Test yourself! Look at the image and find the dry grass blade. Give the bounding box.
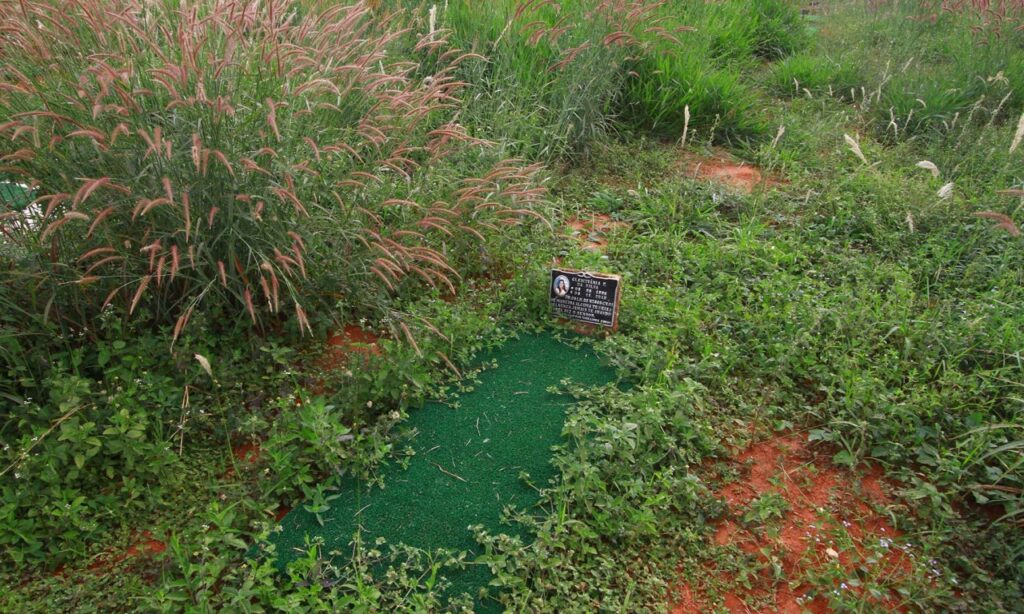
[679,105,690,148]
[435,351,462,379]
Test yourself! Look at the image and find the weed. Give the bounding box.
[743,492,790,525]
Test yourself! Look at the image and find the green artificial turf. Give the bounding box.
[270,332,616,608]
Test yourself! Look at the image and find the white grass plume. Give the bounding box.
[916,160,940,178]
[1011,111,1024,154]
[844,133,868,165]
[679,105,691,148]
[194,354,213,378]
[770,125,785,149]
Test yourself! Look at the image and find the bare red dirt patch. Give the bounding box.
[309,324,382,385]
[223,440,262,479]
[326,324,381,358]
[671,432,915,613]
[565,212,629,252]
[232,440,262,464]
[83,530,166,575]
[675,149,783,194]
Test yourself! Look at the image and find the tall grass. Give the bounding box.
[822,0,1024,139]
[388,0,808,155]
[767,53,862,100]
[0,0,545,341]
[621,1,807,140]
[437,0,659,157]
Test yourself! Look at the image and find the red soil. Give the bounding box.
[676,150,784,194]
[671,433,913,613]
[328,324,381,349]
[565,213,629,252]
[232,440,261,464]
[326,324,381,357]
[223,439,264,480]
[222,440,291,521]
[310,324,382,386]
[83,530,166,575]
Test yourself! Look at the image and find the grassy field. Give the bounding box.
[1,0,1023,611]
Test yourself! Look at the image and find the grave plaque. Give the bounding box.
[550,269,621,328]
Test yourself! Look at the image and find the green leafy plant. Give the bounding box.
[742,492,789,525]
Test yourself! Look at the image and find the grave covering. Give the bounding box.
[269,332,615,608]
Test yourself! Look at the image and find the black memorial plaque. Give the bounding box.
[550,269,622,328]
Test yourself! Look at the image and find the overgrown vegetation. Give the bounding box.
[2,0,1023,611]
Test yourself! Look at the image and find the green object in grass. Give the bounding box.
[269,332,615,609]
